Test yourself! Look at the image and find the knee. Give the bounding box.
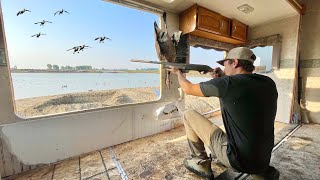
[183,110,199,124]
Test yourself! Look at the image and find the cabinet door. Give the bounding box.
[219,16,230,37]
[197,6,225,35]
[231,19,247,41]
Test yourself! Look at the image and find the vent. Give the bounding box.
[237,4,254,14]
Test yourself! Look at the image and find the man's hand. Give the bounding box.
[167,66,182,75]
[209,67,224,78]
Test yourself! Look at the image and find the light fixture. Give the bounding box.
[237,4,254,14]
[161,0,175,3]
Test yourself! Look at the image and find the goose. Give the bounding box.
[79,45,91,51]
[67,46,80,54]
[94,36,111,43]
[17,9,31,16]
[31,33,46,38]
[54,9,70,16]
[35,20,52,26]
[154,12,176,88]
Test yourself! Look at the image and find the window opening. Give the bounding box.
[2,0,160,118]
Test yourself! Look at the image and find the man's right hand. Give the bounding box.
[209,67,224,78]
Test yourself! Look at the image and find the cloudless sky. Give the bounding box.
[2,0,225,69]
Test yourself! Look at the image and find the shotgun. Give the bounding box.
[130,59,216,74]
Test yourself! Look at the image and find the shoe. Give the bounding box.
[252,166,280,180]
[265,166,280,180]
[184,157,214,179]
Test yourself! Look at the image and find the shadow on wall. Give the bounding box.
[300,87,320,123]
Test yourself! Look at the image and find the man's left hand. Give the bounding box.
[167,66,182,75]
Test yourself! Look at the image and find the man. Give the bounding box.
[168,47,279,179]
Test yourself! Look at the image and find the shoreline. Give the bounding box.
[15,87,219,118]
[11,69,211,77]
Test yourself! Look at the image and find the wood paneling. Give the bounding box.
[179,4,246,45]
[197,6,223,35]
[179,4,197,33]
[190,30,244,45]
[231,19,248,42]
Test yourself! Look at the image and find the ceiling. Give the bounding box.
[135,0,298,27]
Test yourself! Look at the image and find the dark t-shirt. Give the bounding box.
[200,74,278,174]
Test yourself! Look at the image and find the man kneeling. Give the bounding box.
[168,47,280,180]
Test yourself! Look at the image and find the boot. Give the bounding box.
[251,166,280,180]
[184,157,214,179]
[264,166,280,180]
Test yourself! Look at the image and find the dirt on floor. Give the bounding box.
[270,124,320,180]
[112,126,228,179]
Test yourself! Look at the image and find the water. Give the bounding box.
[11,73,211,99]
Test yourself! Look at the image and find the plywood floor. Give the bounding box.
[4,119,298,180]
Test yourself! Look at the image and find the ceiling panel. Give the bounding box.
[139,0,298,26]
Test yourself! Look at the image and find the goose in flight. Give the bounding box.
[67,46,80,54]
[35,20,52,26]
[79,45,91,51]
[54,9,70,16]
[17,9,31,16]
[31,33,46,38]
[94,36,111,43]
[67,45,91,54]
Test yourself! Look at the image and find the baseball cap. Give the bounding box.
[217,47,256,66]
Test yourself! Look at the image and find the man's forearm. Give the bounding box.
[176,71,192,93]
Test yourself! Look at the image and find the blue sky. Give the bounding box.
[2,0,225,69]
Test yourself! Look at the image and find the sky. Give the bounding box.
[2,0,228,70]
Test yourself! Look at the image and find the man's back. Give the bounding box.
[200,73,278,173]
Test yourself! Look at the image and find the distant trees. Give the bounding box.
[52,65,59,70]
[75,65,92,70]
[45,64,94,71]
[47,64,52,70]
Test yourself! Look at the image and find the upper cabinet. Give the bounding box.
[231,19,248,41]
[179,4,248,45]
[197,6,230,36]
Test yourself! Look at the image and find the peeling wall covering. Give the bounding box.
[248,15,300,123]
[299,0,320,123]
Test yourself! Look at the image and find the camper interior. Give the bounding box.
[0,0,319,179]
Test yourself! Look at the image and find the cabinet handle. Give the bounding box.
[219,21,224,30]
[233,25,237,33]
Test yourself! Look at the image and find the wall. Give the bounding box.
[248,15,300,123]
[299,0,320,123]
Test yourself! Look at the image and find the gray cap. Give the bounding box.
[217,47,256,66]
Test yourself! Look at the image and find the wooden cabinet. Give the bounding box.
[231,19,248,41]
[179,4,247,45]
[197,6,230,36]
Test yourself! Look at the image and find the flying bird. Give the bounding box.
[154,12,176,88]
[35,20,52,26]
[67,46,80,54]
[79,45,91,51]
[94,36,111,43]
[67,45,91,54]
[17,9,31,16]
[31,33,46,38]
[54,9,70,16]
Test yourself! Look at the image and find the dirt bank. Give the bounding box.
[15,87,220,118]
